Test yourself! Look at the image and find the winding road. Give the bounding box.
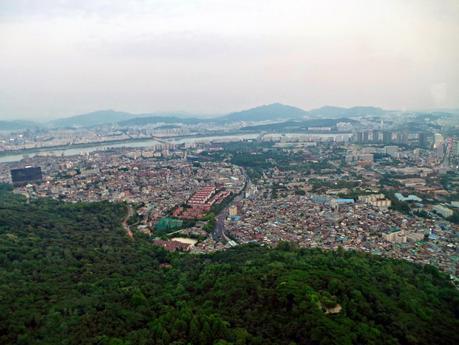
[212,167,250,243]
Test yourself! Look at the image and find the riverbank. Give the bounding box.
[0,131,260,163]
[0,136,159,158]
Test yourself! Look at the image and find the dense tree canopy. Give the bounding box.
[0,187,458,344]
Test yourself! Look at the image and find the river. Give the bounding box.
[0,133,262,164]
[0,139,163,163]
[0,132,350,163]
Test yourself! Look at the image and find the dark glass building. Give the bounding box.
[10,167,43,186]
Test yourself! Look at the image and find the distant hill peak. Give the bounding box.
[219,103,307,122]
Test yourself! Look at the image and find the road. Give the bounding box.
[213,209,229,242]
[212,167,250,243]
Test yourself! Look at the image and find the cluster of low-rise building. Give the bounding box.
[173,186,232,219]
[4,149,245,241]
[225,191,457,275]
[1,135,458,274]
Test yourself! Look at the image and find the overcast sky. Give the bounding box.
[1,0,458,120]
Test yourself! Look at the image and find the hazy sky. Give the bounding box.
[1,0,458,120]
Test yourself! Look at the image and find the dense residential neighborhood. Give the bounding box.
[2,111,458,276]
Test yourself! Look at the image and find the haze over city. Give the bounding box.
[1,0,459,120]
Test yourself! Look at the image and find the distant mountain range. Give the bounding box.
[0,120,40,131]
[48,110,134,128]
[307,106,386,118]
[0,103,410,130]
[47,110,204,128]
[118,115,204,127]
[240,117,359,132]
[45,104,389,128]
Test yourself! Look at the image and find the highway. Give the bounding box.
[212,167,250,243]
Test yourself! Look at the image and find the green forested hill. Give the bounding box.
[0,186,458,345]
